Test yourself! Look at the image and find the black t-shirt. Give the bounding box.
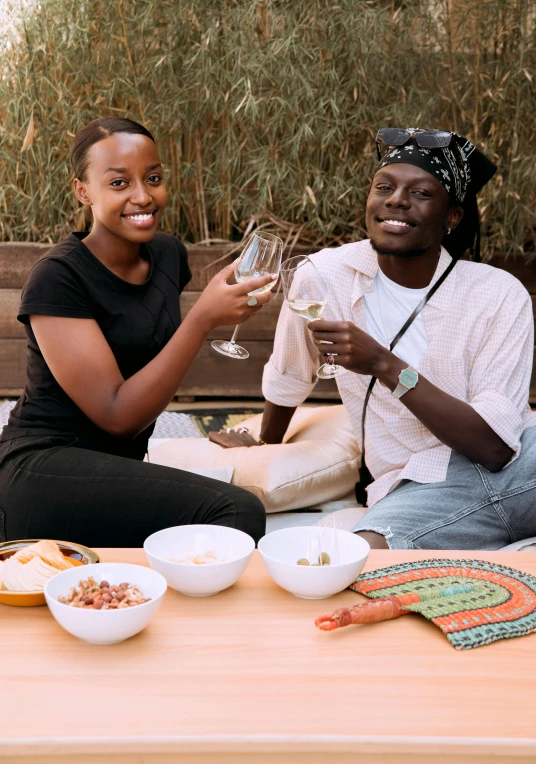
[1,231,192,459]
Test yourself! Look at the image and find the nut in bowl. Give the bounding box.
[144,525,255,597]
[258,527,370,600]
[44,563,167,644]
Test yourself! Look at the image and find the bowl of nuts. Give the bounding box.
[258,526,369,600]
[44,563,167,644]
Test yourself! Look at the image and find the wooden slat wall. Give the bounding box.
[0,243,52,288]
[0,289,285,341]
[0,336,339,399]
[0,289,22,337]
[1,244,535,401]
[0,339,27,393]
[0,243,335,400]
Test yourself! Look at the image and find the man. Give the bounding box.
[211,128,536,550]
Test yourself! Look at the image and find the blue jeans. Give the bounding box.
[352,425,536,550]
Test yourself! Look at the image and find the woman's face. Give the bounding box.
[74,132,167,243]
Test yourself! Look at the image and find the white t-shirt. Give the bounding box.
[363,267,429,370]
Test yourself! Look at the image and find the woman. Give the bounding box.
[0,117,274,546]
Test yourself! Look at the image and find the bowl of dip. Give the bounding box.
[144,525,255,597]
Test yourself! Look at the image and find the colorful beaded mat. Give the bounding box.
[350,559,536,650]
[190,409,260,437]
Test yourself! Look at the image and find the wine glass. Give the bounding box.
[211,232,283,360]
[280,255,342,379]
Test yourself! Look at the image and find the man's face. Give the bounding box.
[366,162,452,257]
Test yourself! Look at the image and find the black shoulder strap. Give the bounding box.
[355,256,457,506]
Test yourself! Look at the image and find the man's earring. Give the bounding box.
[446,228,452,235]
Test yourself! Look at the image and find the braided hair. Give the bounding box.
[443,193,481,262]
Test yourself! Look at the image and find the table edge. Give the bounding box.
[3,735,536,757]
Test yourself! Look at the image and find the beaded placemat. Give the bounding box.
[350,558,536,650]
[189,409,260,437]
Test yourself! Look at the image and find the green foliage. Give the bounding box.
[1,0,535,256]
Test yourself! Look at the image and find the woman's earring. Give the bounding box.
[446,228,452,235]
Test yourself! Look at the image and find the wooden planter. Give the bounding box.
[1,243,535,402]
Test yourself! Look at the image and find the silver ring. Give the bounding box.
[238,427,249,434]
[247,296,258,306]
[226,428,232,434]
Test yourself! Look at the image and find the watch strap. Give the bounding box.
[392,382,408,399]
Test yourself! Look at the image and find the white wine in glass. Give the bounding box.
[211,232,283,360]
[235,274,279,295]
[280,255,342,379]
[286,298,326,320]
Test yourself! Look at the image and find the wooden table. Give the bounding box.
[2,549,536,764]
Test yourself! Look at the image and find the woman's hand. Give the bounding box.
[308,320,391,377]
[188,261,277,334]
[208,402,296,449]
[208,429,262,448]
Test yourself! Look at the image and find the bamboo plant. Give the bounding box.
[0,0,535,258]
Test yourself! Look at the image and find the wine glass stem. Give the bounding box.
[229,325,241,345]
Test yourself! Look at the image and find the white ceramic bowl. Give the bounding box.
[258,526,370,599]
[44,563,167,645]
[144,525,255,597]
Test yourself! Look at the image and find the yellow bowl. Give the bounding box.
[0,539,100,607]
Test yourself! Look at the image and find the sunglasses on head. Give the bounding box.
[375,128,453,160]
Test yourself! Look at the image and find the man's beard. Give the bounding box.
[370,238,431,259]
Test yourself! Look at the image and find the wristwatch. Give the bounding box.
[392,366,419,399]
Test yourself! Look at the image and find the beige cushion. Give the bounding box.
[148,405,361,513]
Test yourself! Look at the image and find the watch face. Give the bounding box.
[400,368,418,388]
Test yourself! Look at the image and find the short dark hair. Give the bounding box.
[70,117,155,181]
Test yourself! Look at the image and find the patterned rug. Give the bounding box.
[189,409,260,437]
[0,400,260,440]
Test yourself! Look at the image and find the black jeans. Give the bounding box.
[0,435,266,547]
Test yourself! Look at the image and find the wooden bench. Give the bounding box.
[0,243,339,400]
[1,243,535,401]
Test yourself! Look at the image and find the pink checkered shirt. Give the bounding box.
[263,240,536,506]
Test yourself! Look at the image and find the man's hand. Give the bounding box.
[309,320,513,472]
[308,320,391,377]
[208,430,262,448]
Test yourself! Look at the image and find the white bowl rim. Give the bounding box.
[44,563,167,613]
[257,528,370,570]
[143,525,255,567]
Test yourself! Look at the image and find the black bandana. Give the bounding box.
[376,133,496,205]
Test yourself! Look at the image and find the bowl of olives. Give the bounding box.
[257,526,370,600]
